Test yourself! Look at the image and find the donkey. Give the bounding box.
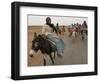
[29,32,57,66]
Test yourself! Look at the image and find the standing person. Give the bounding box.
[62,26,66,35]
[83,21,88,35]
[56,23,59,35]
[56,23,59,30]
[42,17,65,57]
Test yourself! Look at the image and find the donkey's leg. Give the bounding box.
[53,52,56,59]
[50,54,54,64]
[43,58,46,66]
[43,55,46,66]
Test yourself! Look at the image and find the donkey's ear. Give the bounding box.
[34,32,37,38]
[38,34,41,37]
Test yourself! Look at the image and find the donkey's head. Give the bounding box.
[29,32,44,57]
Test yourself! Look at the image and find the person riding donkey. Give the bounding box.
[42,17,65,57]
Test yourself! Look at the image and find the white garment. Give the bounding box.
[42,24,58,38]
[72,32,76,37]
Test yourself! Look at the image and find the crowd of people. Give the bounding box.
[68,21,88,40]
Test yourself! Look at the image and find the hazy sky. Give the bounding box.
[28,15,88,26]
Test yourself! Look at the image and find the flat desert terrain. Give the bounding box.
[28,26,88,66]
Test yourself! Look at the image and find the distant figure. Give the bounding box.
[62,26,66,35]
[83,21,88,28]
[34,32,37,38]
[56,23,60,35]
[56,23,59,30]
[83,21,88,35]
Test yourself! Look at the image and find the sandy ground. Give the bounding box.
[28,26,87,66]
